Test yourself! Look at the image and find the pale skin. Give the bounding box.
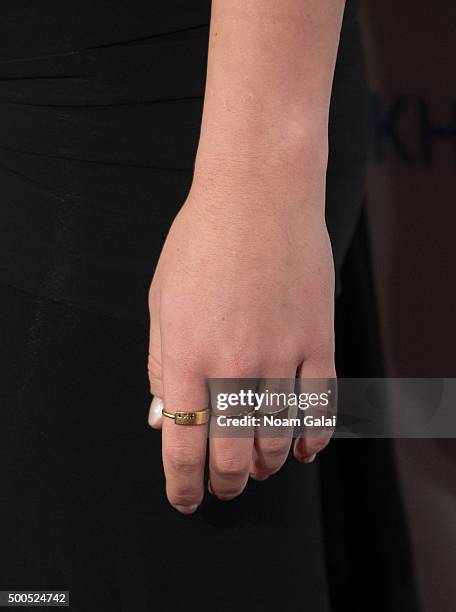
[148,0,345,513]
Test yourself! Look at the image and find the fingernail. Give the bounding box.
[303,453,317,464]
[148,396,163,427]
[208,480,213,494]
[174,504,198,514]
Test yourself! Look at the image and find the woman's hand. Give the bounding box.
[147,166,335,513]
[147,0,345,513]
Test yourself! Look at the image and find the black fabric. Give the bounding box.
[0,280,330,611]
[0,0,367,323]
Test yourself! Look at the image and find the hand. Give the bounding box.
[147,171,335,514]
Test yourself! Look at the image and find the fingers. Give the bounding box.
[149,280,335,513]
[161,361,208,514]
[208,379,255,500]
[250,377,295,480]
[250,436,292,480]
[149,290,207,512]
[293,358,336,463]
[209,436,254,500]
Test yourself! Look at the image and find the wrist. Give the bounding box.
[194,116,329,174]
[189,140,328,222]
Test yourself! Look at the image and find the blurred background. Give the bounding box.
[320,3,455,611]
[362,2,455,610]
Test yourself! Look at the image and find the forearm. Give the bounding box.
[193,0,346,202]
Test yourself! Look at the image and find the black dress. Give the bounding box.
[0,2,392,611]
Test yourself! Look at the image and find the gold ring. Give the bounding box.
[256,404,291,417]
[161,408,210,426]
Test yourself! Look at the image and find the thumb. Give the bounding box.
[148,285,164,429]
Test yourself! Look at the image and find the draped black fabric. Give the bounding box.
[0,280,330,611]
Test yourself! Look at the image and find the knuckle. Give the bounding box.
[224,361,258,379]
[166,445,203,473]
[212,455,250,480]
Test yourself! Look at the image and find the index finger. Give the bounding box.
[162,361,208,514]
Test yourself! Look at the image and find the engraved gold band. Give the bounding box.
[161,408,210,426]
